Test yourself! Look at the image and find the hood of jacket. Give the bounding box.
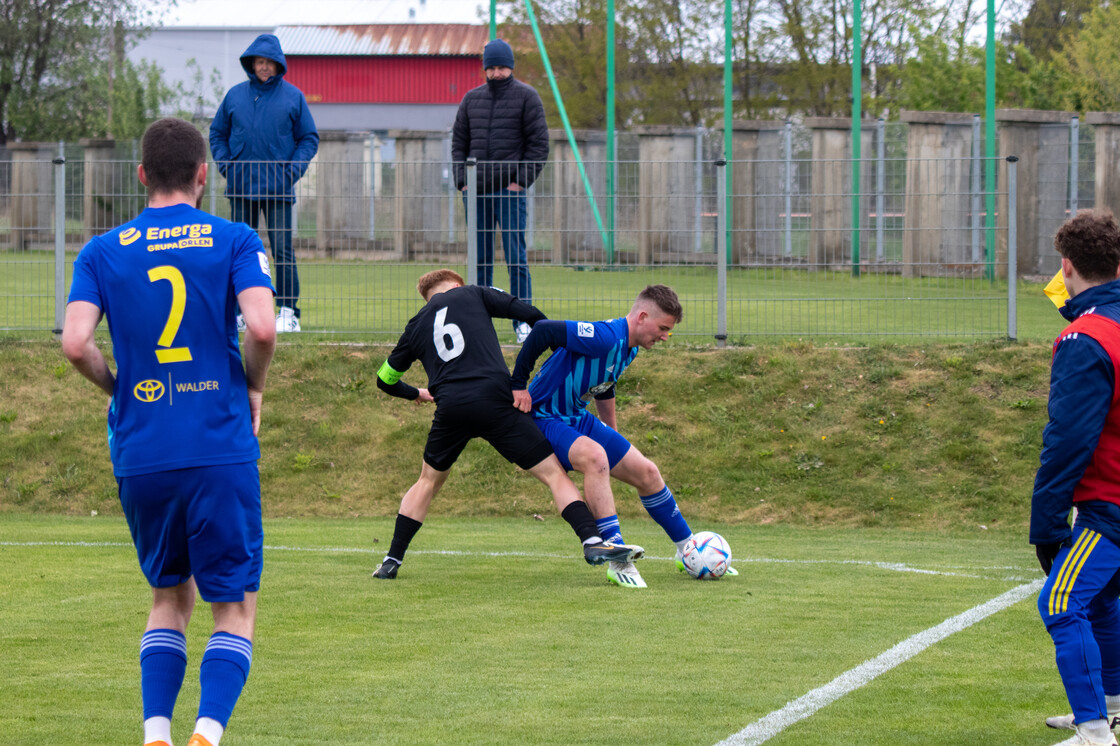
[1060,277,1120,323]
[240,34,287,79]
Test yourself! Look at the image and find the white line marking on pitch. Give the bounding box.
[712,579,1044,746]
[0,542,1033,580]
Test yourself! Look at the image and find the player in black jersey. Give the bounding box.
[372,269,643,579]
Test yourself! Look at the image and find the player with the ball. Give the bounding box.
[512,285,734,587]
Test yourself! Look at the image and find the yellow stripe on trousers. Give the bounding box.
[1049,530,1101,616]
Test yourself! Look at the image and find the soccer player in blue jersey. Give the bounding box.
[512,285,734,588]
[62,118,277,746]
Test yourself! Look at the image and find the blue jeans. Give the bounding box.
[230,198,299,317]
[464,189,532,303]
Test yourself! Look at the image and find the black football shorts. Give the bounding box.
[423,396,555,472]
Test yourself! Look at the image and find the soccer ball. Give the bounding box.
[681,531,732,580]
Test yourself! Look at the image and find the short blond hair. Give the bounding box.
[417,269,466,300]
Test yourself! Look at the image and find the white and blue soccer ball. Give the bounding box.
[681,531,732,580]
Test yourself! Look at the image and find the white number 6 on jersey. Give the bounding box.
[433,307,465,361]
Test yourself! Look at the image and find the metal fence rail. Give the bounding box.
[0,140,1018,342]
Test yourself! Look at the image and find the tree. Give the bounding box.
[499,0,630,129]
[1051,0,1120,112]
[0,0,169,144]
[496,0,1062,125]
[1007,0,1098,62]
[173,57,224,124]
[499,0,730,128]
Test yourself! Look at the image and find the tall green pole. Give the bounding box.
[606,0,616,262]
[522,0,609,250]
[489,0,497,39]
[850,0,862,278]
[985,0,996,281]
[723,0,732,262]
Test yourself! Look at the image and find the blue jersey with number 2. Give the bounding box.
[528,317,638,425]
[68,203,274,477]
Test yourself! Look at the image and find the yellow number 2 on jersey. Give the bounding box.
[147,265,194,364]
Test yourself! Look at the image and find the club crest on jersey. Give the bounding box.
[258,251,271,277]
[577,322,594,338]
[119,227,141,246]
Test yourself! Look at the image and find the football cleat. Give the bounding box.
[186,736,215,746]
[607,561,648,588]
[276,307,301,333]
[584,541,644,566]
[371,557,400,579]
[1048,714,1120,732]
[144,741,173,746]
[674,549,738,576]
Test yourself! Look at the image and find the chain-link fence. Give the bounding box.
[0,121,1031,342]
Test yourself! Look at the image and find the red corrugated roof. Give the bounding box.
[275,24,489,56]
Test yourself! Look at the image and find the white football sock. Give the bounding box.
[1081,719,1112,741]
[194,717,224,745]
[144,716,172,745]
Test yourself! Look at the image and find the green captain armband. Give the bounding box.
[377,361,406,386]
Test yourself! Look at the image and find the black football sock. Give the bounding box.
[561,501,601,544]
[387,513,423,562]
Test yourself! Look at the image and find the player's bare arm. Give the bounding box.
[61,300,115,396]
[594,397,617,430]
[237,286,277,436]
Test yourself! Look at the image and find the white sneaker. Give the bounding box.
[276,307,301,333]
[515,321,531,344]
[1049,714,1120,732]
[1046,714,1076,731]
[1063,723,1120,745]
[235,314,246,333]
[606,561,647,588]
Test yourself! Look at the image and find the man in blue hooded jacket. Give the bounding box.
[210,33,318,333]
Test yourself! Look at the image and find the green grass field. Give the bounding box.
[0,250,1060,343]
[0,308,1083,745]
[1,514,1068,746]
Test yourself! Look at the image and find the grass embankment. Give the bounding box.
[0,336,1055,532]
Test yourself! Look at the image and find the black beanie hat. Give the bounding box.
[483,38,515,69]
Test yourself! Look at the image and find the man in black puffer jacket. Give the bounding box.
[452,38,549,344]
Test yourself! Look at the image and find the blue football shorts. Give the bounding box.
[535,412,632,472]
[118,462,263,603]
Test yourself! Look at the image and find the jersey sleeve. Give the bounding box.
[562,319,622,356]
[478,285,547,325]
[385,321,420,377]
[230,224,276,296]
[67,240,103,308]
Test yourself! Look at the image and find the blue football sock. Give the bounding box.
[197,632,253,728]
[595,515,623,545]
[140,629,188,721]
[640,486,692,543]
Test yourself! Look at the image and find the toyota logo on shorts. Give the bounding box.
[133,379,165,402]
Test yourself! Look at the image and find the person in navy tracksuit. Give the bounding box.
[1034,209,1120,746]
[210,33,318,332]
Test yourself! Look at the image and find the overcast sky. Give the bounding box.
[149,0,495,27]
